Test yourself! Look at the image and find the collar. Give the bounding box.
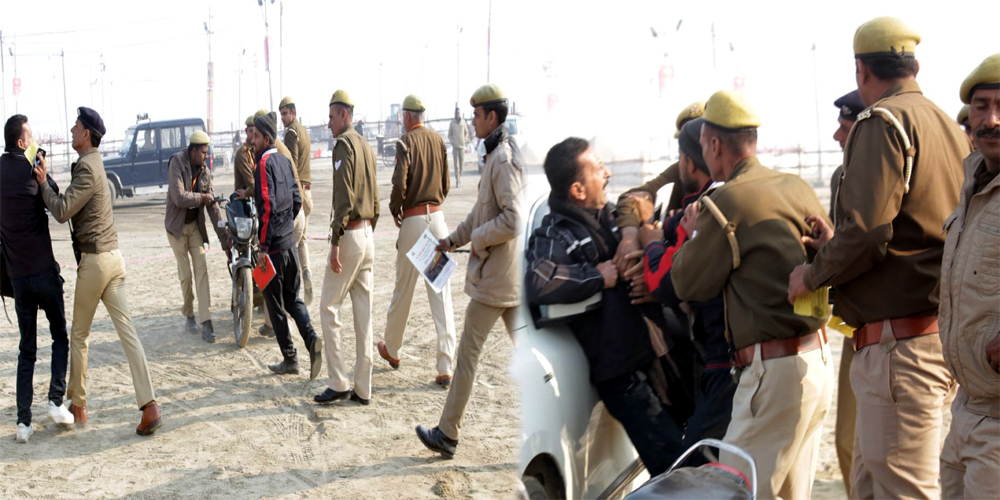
[680,179,715,207]
[483,125,508,156]
[879,79,922,100]
[727,156,759,182]
[407,123,424,132]
[78,147,100,159]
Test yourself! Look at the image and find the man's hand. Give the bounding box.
[638,223,663,248]
[256,250,268,269]
[32,153,47,185]
[987,332,1000,373]
[629,192,655,225]
[201,193,214,205]
[393,212,403,228]
[596,260,618,289]
[435,237,452,252]
[329,244,342,274]
[622,250,656,304]
[787,263,813,305]
[235,188,246,199]
[680,202,700,237]
[614,226,641,275]
[802,215,834,250]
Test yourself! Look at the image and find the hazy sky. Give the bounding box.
[2,0,996,159]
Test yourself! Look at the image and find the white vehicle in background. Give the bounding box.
[513,181,645,499]
[477,115,525,172]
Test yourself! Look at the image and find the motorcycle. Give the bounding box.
[215,193,258,348]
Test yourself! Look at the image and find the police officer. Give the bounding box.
[279,96,315,304]
[957,104,974,145]
[939,53,1000,500]
[314,90,380,406]
[235,114,257,199]
[34,107,161,435]
[447,107,470,187]
[377,94,457,387]
[787,17,970,499]
[671,91,833,499]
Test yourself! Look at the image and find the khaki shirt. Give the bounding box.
[39,147,118,254]
[615,162,685,228]
[804,80,970,327]
[671,157,828,350]
[283,118,312,184]
[234,143,255,197]
[939,151,1000,417]
[390,124,450,218]
[448,118,469,149]
[164,150,226,246]
[329,128,379,245]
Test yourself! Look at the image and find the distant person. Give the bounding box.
[34,107,161,436]
[447,107,470,187]
[355,120,365,137]
[378,94,457,388]
[280,97,315,305]
[957,104,975,146]
[235,114,257,199]
[139,129,155,152]
[1,114,75,443]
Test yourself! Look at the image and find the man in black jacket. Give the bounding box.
[252,111,322,379]
[525,137,685,476]
[1,114,75,442]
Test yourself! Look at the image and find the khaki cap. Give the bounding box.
[674,101,706,138]
[329,89,354,109]
[703,90,760,130]
[853,17,920,58]
[402,94,425,112]
[278,96,295,109]
[189,130,210,145]
[960,53,1000,104]
[245,114,255,127]
[470,83,506,107]
[957,104,970,125]
[253,108,270,120]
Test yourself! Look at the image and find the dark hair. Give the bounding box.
[857,55,918,80]
[704,122,757,153]
[187,143,207,156]
[89,129,102,147]
[544,137,589,199]
[482,101,508,125]
[4,114,28,148]
[282,103,296,113]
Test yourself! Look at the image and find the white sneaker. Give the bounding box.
[15,423,33,443]
[48,401,75,425]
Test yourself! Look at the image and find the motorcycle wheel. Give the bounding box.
[234,267,253,348]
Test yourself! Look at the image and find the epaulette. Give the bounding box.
[854,107,916,194]
[699,196,740,270]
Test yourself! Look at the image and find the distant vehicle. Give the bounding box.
[103,118,211,206]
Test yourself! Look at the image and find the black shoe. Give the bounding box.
[350,390,370,406]
[415,425,457,459]
[268,359,299,375]
[259,324,275,338]
[313,388,351,404]
[308,338,323,380]
[185,316,198,333]
[201,320,216,343]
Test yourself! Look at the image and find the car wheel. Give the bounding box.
[521,476,553,500]
[108,180,118,207]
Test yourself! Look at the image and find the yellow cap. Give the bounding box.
[278,96,295,109]
[674,101,706,138]
[957,104,970,125]
[253,108,270,120]
[189,130,210,146]
[853,17,920,58]
[402,94,425,112]
[703,90,760,130]
[329,89,354,109]
[245,115,255,127]
[470,83,506,107]
[960,53,1000,104]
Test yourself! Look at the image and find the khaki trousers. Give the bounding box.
[721,338,834,500]
[940,388,1000,500]
[266,210,307,328]
[384,211,456,376]
[167,222,211,323]
[67,250,155,409]
[850,329,955,500]
[836,335,858,498]
[319,224,375,399]
[297,189,312,275]
[438,300,517,440]
[452,149,464,186]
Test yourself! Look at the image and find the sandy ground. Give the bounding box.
[0,162,519,499]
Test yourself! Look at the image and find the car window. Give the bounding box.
[136,128,158,153]
[507,119,518,136]
[121,127,136,155]
[183,125,205,145]
[160,127,183,150]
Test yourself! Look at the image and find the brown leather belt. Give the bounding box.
[853,315,938,351]
[302,182,311,190]
[344,218,371,230]
[402,203,442,220]
[736,330,826,367]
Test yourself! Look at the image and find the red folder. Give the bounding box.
[252,254,276,290]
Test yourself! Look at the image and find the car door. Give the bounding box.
[133,127,161,186]
[157,125,184,185]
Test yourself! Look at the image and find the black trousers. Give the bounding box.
[11,265,69,425]
[596,368,685,477]
[680,366,737,466]
[262,248,318,361]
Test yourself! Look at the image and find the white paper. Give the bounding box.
[406,228,457,293]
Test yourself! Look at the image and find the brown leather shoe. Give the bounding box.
[136,402,162,436]
[377,340,400,369]
[435,375,452,388]
[69,404,87,427]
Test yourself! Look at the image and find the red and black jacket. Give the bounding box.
[253,146,301,254]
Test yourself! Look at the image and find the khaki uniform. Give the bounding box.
[385,124,456,376]
[803,80,969,499]
[438,126,523,440]
[284,119,313,278]
[164,150,226,324]
[447,118,469,185]
[234,142,256,197]
[615,161,685,228]
[939,151,1000,500]
[671,156,833,500]
[39,148,155,409]
[319,128,380,400]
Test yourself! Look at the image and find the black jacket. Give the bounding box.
[0,149,59,278]
[253,145,301,254]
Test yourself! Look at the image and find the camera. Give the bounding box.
[35,148,47,167]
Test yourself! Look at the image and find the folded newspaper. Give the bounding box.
[406,228,457,293]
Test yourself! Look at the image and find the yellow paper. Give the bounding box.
[794,287,829,319]
[24,140,39,166]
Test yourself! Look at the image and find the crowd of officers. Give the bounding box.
[527,16,998,500]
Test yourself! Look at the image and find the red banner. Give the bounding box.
[12,77,21,97]
[264,36,270,72]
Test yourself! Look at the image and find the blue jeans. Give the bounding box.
[12,264,69,425]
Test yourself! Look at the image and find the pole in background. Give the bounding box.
[1,30,6,122]
[238,47,245,127]
[486,0,492,83]
[711,23,717,72]
[260,0,274,110]
[456,25,462,104]
[60,50,68,144]
[205,9,214,135]
[279,0,283,99]
[12,35,18,114]
[811,43,823,186]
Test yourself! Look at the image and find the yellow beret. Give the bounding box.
[960,53,1000,104]
[245,115,255,127]
[703,90,760,130]
[189,130,210,146]
[674,101,706,139]
[402,94,425,112]
[329,89,354,109]
[253,108,270,120]
[278,96,294,109]
[957,104,970,125]
[470,83,506,107]
[853,17,920,58]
